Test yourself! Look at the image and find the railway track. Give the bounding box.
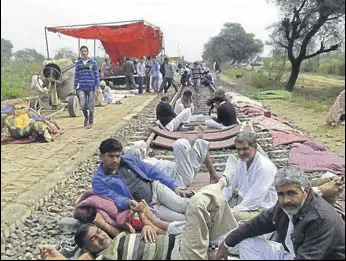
[1,80,326,260]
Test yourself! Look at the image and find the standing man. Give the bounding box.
[145,56,152,93]
[136,57,146,95]
[151,56,161,93]
[123,57,136,90]
[159,57,178,93]
[74,46,99,128]
[191,61,203,93]
[214,60,221,81]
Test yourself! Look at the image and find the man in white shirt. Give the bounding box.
[221,132,277,221]
[136,57,146,94]
[180,132,278,260]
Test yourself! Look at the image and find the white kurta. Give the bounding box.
[221,151,278,212]
[143,139,209,189]
[238,213,295,260]
[174,98,195,115]
[174,98,185,115]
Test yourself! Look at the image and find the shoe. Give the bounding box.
[87,123,93,129]
[84,119,88,127]
[220,154,238,187]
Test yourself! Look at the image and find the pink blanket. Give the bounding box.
[270,129,310,146]
[74,189,129,227]
[238,105,291,124]
[288,141,345,175]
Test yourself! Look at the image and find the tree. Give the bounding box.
[54,47,77,59]
[268,0,345,91]
[202,23,264,65]
[14,48,45,63]
[1,38,13,70]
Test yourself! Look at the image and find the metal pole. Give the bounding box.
[78,38,80,56]
[44,27,50,59]
[94,39,96,59]
[46,19,143,30]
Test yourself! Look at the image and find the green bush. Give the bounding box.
[1,75,24,100]
[249,71,282,90]
[263,51,345,76]
[1,60,42,101]
[338,62,345,76]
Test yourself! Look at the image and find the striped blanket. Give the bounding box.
[96,232,182,260]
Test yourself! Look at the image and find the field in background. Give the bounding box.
[221,66,345,157]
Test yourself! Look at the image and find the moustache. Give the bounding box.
[282,204,298,209]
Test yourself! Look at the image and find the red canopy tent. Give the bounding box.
[46,20,164,63]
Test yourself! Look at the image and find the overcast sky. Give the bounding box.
[1,0,279,61]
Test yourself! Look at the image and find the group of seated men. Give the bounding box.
[156,88,237,132]
[100,59,123,77]
[40,88,345,260]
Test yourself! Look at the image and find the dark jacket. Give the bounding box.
[156,101,176,126]
[225,190,345,260]
[217,102,237,126]
[123,61,135,76]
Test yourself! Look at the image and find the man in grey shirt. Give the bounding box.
[123,57,136,90]
[159,57,178,93]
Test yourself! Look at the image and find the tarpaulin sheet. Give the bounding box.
[47,21,163,63]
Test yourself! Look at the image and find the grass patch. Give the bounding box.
[222,66,345,157]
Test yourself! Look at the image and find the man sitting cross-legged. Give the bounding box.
[205,94,238,129]
[156,96,193,132]
[217,166,345,260]
[92,138,191,222]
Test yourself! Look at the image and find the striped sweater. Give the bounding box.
[74,59,100,91]
[96,232,181,260]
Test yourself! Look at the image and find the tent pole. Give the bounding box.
[78,38,80,56]
[94,39,96,59]
[46,19,144,29]
[44,27,50,59]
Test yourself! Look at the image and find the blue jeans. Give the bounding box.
[77,89,95,124]
[151,76,160,93]
[138,76,143,94]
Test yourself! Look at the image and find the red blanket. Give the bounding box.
[288,141,345,175]
[270,129,310,146]
[238,105,290,124]
[74,189,129,227]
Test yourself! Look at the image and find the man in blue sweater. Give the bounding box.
[74,46,100,128]
[92,138,191,222]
